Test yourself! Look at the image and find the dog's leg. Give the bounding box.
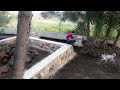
[101,58,104,61]
[110,58,116,64]
[100,58,105,62]
[104,59,107,63]
[101,58,107,63]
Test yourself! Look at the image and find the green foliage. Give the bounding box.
[75,21,86,35]
[41,12,49,19]
[64,11,120,41]
[0,11,12,27]
[41,11,62,19]
[5,11,120,41]
[92,11,105,39]
[31,20,76,32]
[61,11,83,22]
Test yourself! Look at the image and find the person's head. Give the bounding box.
[71,31,74,34]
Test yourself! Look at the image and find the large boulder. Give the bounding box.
[42,44,49,50]
[2,58,9,64]
[0,65,10,74]
[32,50,39,56]
[9,44,15,48]
[7,56,14,66]
[5,47,12,54]
[25,56,32,63]
[0,50,9,60]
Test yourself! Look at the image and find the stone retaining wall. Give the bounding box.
[0,37,16,45]
[29,38,61,53]
[24,37,76,79]
[0,37,76,79]
[0,37,61,53]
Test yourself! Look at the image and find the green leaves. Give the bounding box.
[0,11,11,27]
[41,11,62,19]
[61,11,83,22]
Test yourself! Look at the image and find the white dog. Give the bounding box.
[101,53,116,63]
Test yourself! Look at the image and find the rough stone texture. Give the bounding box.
[31,46,76,79]
[2,58,9,65]
[5,47,12,54]
[0,37,76,79]
[0,48,9,60]
[0,37,16,45]
[0,65,10,74]
[32,50,39,56]
[7,56,14,66]
[25,56,32,63]
[29,39,61,53]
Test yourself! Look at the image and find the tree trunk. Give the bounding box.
[86,18,90,44]
[86,19,90,42]
[12,11,32,79]
[104,27,111,43]
[113,29,120,47]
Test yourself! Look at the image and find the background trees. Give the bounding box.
[61,11,120,46]
[41,11,62,19]
[0,11,12,27]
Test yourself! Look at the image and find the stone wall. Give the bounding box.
[29,39,61,53]
[34,46,76,79]
[0,37,76,79]
[0,37,16,45]
[23,44,76,79]
[0,36,61,54]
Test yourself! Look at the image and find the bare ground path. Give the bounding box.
[51,46,120,79]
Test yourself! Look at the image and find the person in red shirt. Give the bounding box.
[66,31,75,44]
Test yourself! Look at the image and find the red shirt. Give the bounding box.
[66,33,73,39]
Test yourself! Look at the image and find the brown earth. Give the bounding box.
[37,37,120,79]
[51,42,120,79]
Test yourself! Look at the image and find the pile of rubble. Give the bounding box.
[29,39,60,53]
[0,44,40,74]
[0,38,61,74]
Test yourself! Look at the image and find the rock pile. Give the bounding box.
[29,40,60,53]
[0,40,60,74]
[0,44,15,73]
[0,44,40,74]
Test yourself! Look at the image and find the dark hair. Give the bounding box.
[72,31,74,33]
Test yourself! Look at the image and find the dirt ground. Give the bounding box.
[39,37,120,79]
[51,46,120,79]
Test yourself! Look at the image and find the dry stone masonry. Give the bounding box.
[0,37,76,79]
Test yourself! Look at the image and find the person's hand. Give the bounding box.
[71,39,74,41]
[73,39,76,41]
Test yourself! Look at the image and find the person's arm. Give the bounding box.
[71,36,76,42]
[71,36,73,39]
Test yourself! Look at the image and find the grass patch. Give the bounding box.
[5,17,76,33]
